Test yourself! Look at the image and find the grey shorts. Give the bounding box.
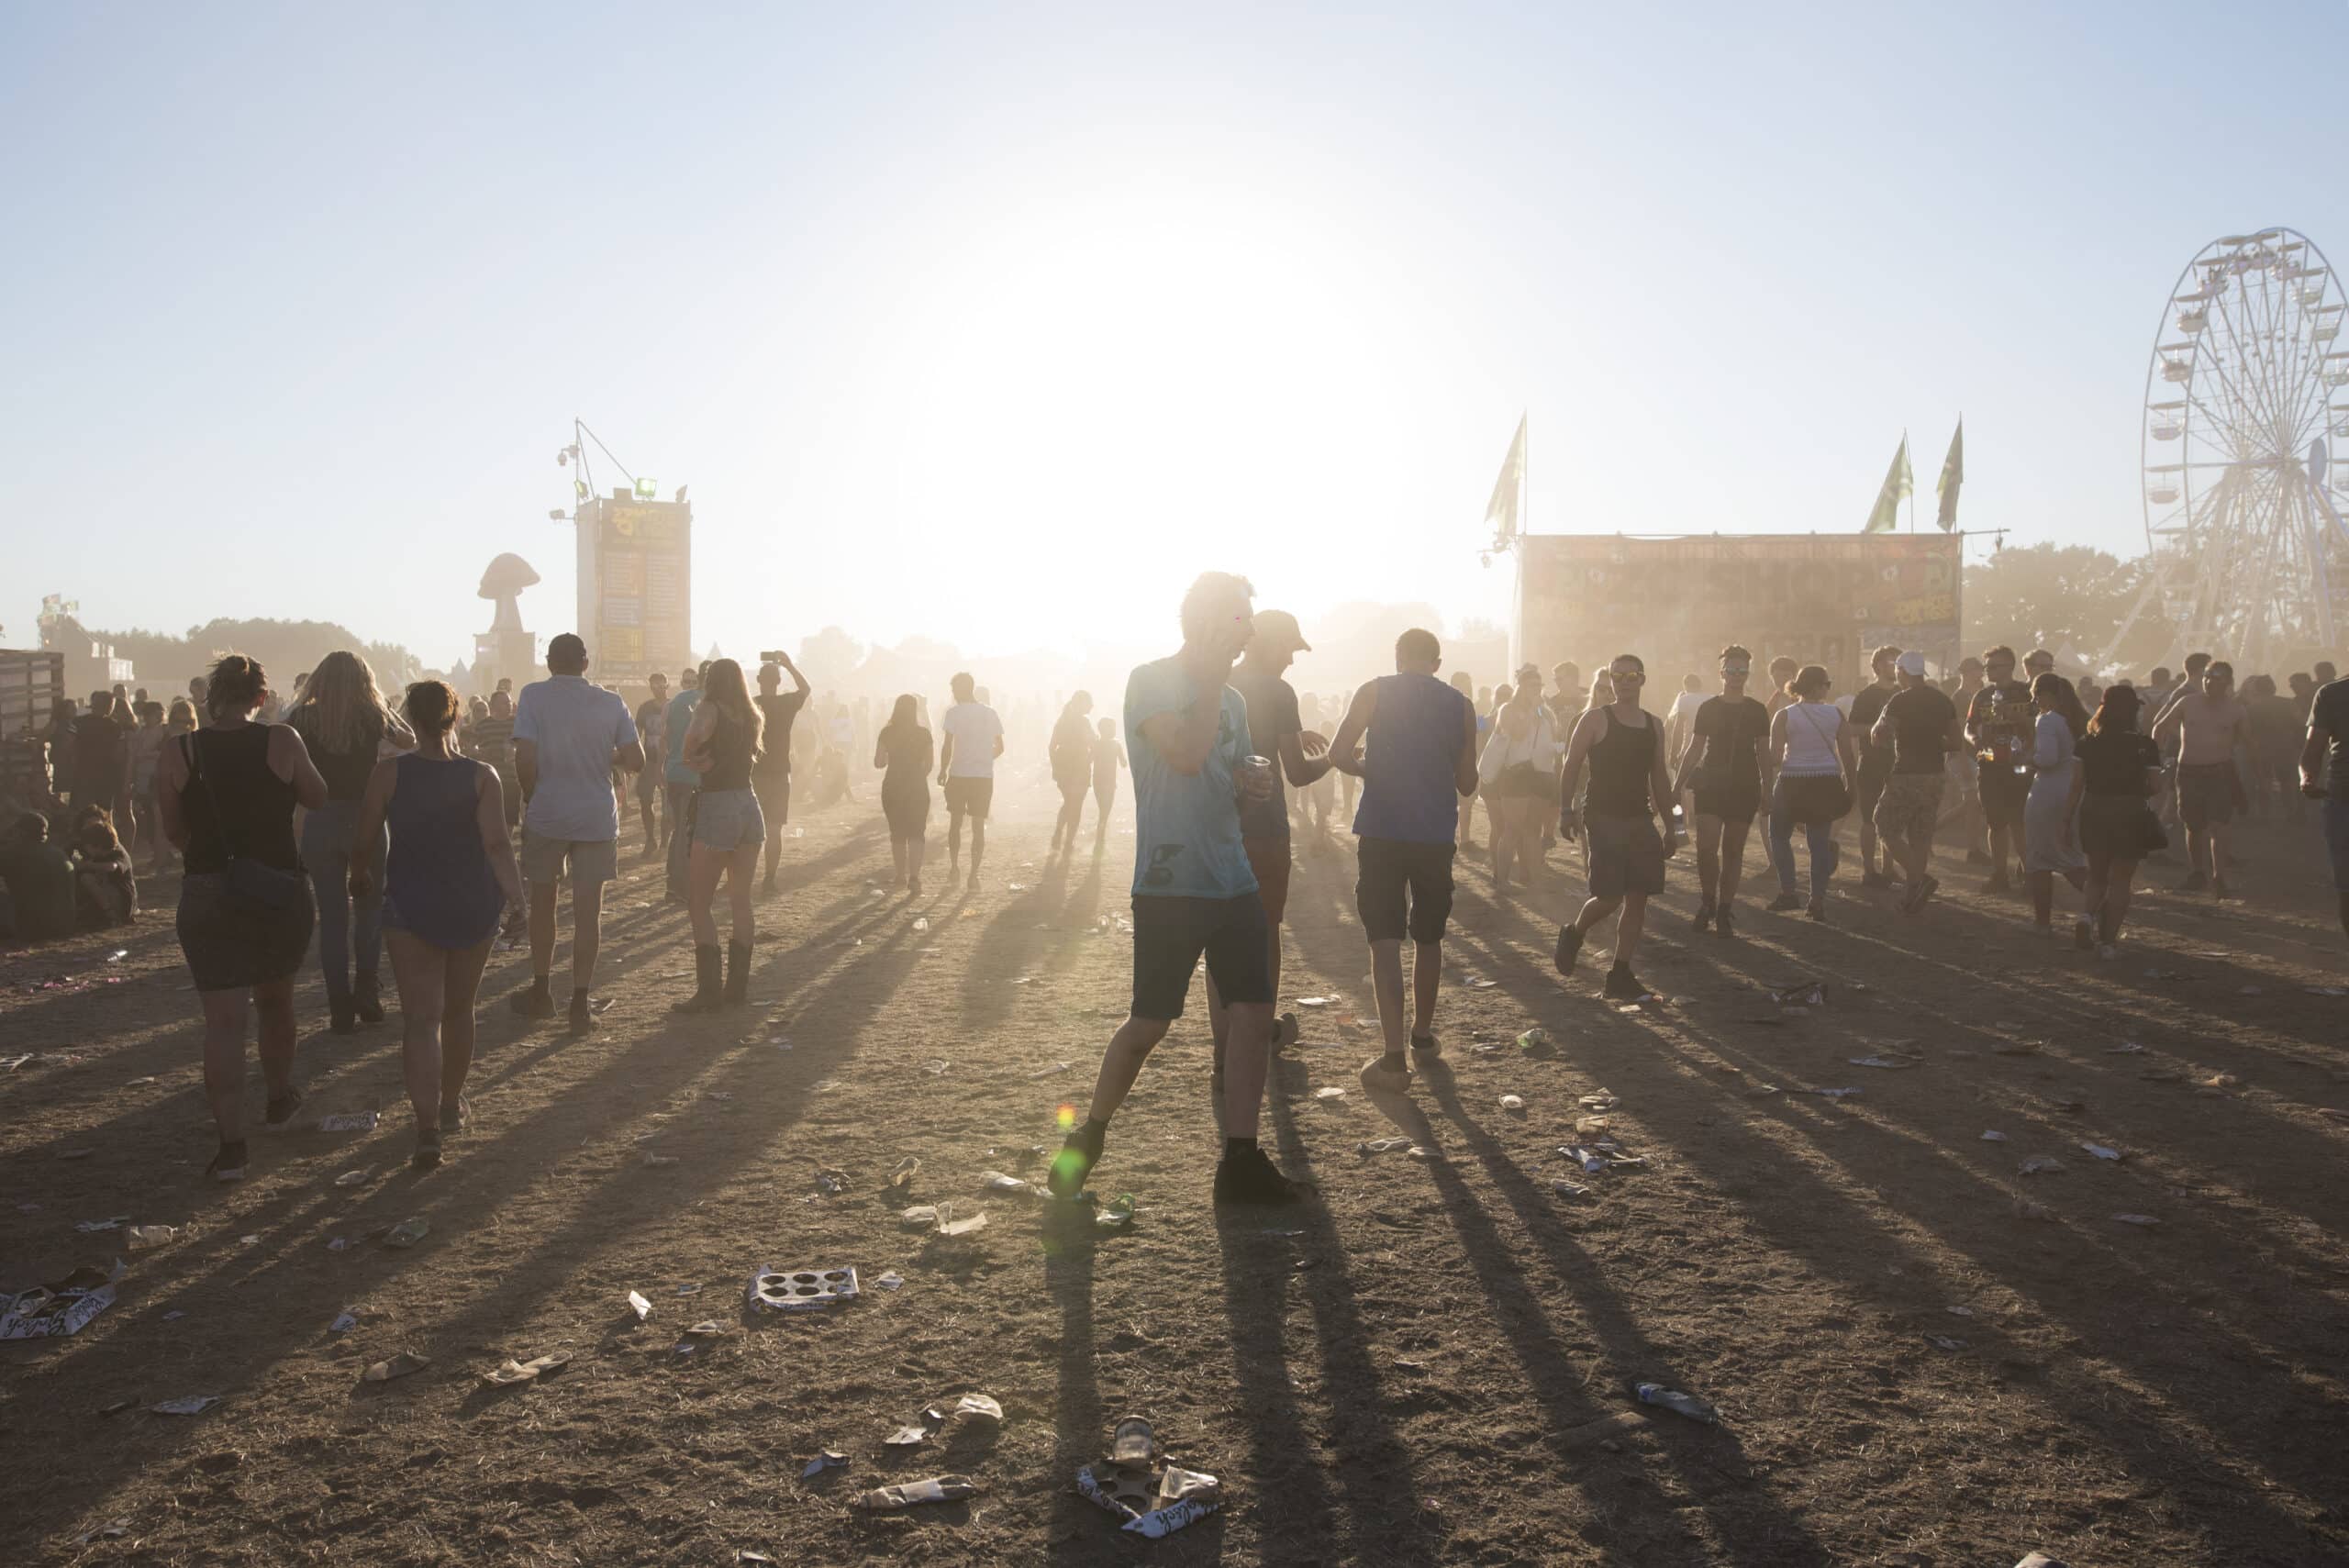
[1586,813,1664,899]
[519,831,618,886]
[693,787,767,851]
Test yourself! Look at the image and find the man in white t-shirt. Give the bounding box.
[1665,673,1707,764]
[936,671,1005,887]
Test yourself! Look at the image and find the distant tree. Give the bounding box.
[1963,544,2171,670]
[796,626,865,688]
[61,615,421,691]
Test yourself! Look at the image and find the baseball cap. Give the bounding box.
[1252,609,1311,652]
[547,632,587,664]
[1896,651,1927,676]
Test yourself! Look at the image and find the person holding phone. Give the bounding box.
[751,654,811,893]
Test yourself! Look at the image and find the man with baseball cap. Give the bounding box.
[1870,650,1960,911]
[1211,608,1337,1074]
[510,634,646,1033]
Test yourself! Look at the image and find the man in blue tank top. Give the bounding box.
[1049,572,1307,1207]
[1553,652,1680,1001]
[1325,628,1479,1094]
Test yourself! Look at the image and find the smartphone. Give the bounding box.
[759,650,786,664]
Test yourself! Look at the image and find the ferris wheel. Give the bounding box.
[2128,227,2349,670]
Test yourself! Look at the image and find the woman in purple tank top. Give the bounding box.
[351,681,525,1170]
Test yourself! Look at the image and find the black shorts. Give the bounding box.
[942,776,994,820]
[1130,894,1271,1020]
[1978,767,2030,830]
[1692,783,1759,823]
[1354,837,1455,944]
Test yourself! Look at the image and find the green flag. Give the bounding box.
[1934,418,1964,532]
[1861,433,1913,534]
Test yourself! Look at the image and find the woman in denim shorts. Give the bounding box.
[674,659,766,1012]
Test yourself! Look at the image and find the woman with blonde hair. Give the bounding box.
[288,651,414,1032]
[1477,680,1558,893]
[674,658,765,1012]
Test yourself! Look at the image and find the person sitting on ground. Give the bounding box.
[0,810,79,942]
[71,806,138,928]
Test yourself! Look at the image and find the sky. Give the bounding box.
[6,0,2346,674]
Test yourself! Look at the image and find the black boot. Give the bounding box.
[672,944,723,1014]
[353,970,385,1025]
[723,940,751,1006]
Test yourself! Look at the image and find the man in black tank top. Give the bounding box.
[1553,653,1679,1001]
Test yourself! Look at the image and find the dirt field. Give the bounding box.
[6,778,2348,1566]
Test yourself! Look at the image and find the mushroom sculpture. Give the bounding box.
[479,553,540,635]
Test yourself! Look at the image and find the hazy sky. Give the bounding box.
[6,2,2343,672]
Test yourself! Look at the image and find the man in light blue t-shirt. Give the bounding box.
[1048,572,1306,1207]
[510,633,646,1034]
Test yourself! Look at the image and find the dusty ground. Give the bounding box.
[5,775,2348,1567]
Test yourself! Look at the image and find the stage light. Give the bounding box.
[556,450,568,466]
[548,508,567,520]
[573,479,588,499]
[634,477,658,499]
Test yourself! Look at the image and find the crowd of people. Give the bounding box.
[6,584,2349,1206]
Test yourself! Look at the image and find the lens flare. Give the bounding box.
[1055,1103,1077,1130]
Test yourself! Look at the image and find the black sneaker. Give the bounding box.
[1714,906,1736,938]
[262,1086,304,1129]
[1766,892,1802,912]
[1692,901,1716,929]
[509,984,556,1019]
[568,993,596,1037]
[1212,1145,1308,1206]
[412,1129,442,1171]
[1047,1122,1106,1199]
[1902,874,1940,913]
[1274,1011,1301,1049]
[206,1140,249,1183]
[1553,923,1586,975]
[1861,869,1893,889]
[1602,965,1648,1002]
[440,1095,472,1133]
[1806,894,1827,921]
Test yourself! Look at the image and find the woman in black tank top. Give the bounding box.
[1586,709,1658,817]
[154,654,328,1184]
